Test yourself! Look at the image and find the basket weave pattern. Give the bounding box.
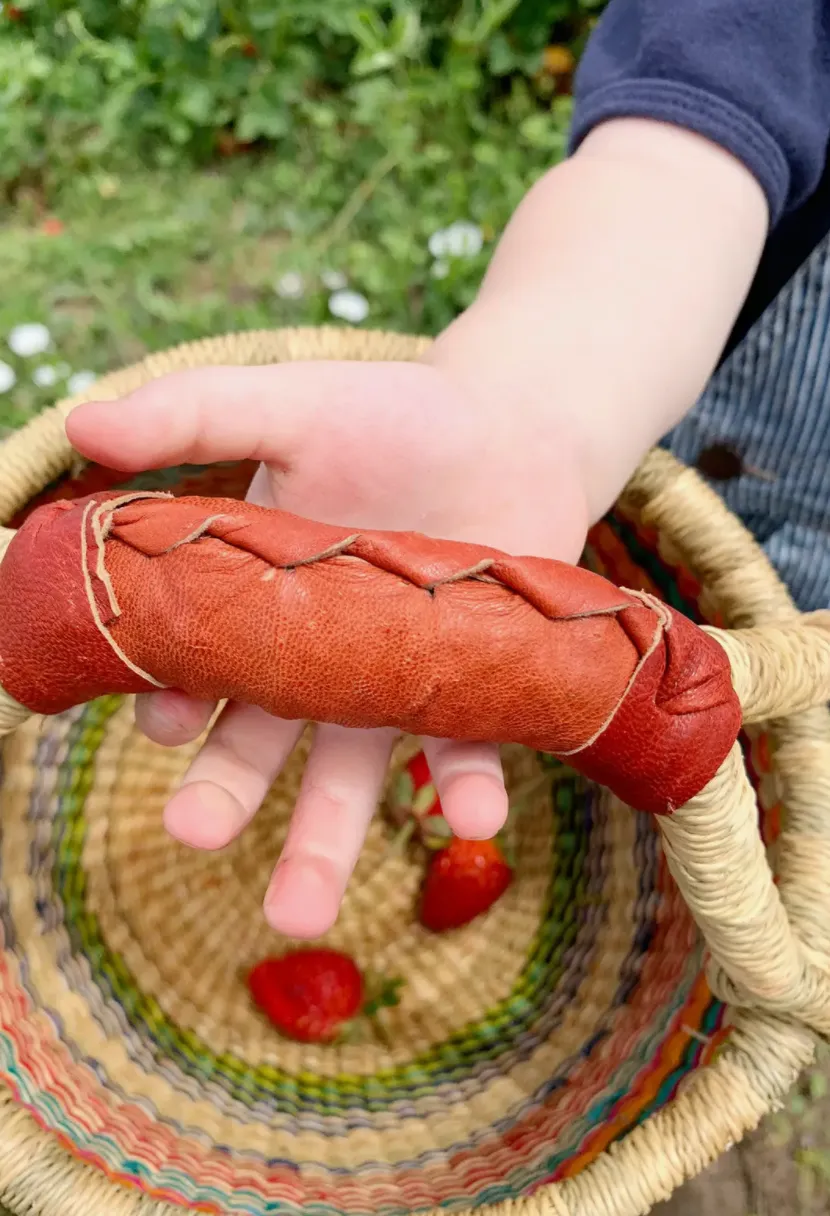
[0,328,826,1216]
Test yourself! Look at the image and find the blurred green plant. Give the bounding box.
[0,2,607,430]
[0,1,603,193]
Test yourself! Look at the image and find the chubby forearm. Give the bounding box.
[431,119,768,520]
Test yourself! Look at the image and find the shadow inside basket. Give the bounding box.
[0,457,778,1215]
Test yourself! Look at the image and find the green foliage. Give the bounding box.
[0,2,602,430]
[0,1,599,191]
[0,79,569,433]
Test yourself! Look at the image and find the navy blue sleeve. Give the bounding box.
[570,1,830,226]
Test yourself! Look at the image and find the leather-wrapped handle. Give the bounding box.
[0,491,741,814]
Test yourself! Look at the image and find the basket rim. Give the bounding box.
[0,326,818,1216]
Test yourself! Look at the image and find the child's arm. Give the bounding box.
[66,118,766,936]
[570,0,830,348]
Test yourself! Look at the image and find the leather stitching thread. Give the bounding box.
[80,495,167,690]
[130,508,636,622]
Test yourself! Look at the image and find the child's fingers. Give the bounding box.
[135,689,216,747]
[421,738,508,840]
[264,724,396,940]
[64,360,426,473]
[162,704,304,851]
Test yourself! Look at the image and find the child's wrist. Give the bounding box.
[427,305,633,524]
[431,118,769,519]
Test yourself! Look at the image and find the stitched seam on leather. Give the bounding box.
[284,535,362,567]
[92,501,123,618]
[626,588,674,630]
[562,589,673,755]
[81,496,166,690]
[426,559,495,589]
[558,607,665,757]
[112,498,639,623]
[160,514,236,554]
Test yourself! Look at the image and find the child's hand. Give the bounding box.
[67,118,768,939]
[68,349,589,939]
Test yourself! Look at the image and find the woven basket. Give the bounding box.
[0,325,828,1216]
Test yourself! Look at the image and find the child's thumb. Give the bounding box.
[65,360,391,473]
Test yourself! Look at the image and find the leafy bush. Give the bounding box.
[0,1,610,432]
[0,1,603,192]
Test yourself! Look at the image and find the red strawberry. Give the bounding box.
[247,949,401,1044]
[420,837,513,932]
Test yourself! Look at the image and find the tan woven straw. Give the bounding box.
[0,326,827,1216]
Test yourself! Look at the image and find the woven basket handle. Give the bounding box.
[0,490,743,815]
[706,616,830,722]
[4,489,830,1029]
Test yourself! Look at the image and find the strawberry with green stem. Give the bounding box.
[388,749,551,861]
[387,750,560,930]
[390,753,515,931]
[248,949,402,1044]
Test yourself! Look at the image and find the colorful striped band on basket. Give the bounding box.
[0,327,826,1216]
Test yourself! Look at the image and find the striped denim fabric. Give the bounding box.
[666,229,830,611]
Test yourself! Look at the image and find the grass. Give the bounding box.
[0,162,319,427]
[0,97,565,432]
[0,159,405,430]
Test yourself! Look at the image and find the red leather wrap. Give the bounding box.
[0,492,741,813]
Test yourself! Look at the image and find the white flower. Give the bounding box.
[67,370,96,395]
[8,322,51,357]
[328,289,369,324]
[33,364,58,388]
[431,260,450,280]
[275,271,305,300]
[0,361,16,393]
[443,220,484,258]
[428,221,484,260]
[321,268,347,291]
[428,229,450,258]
